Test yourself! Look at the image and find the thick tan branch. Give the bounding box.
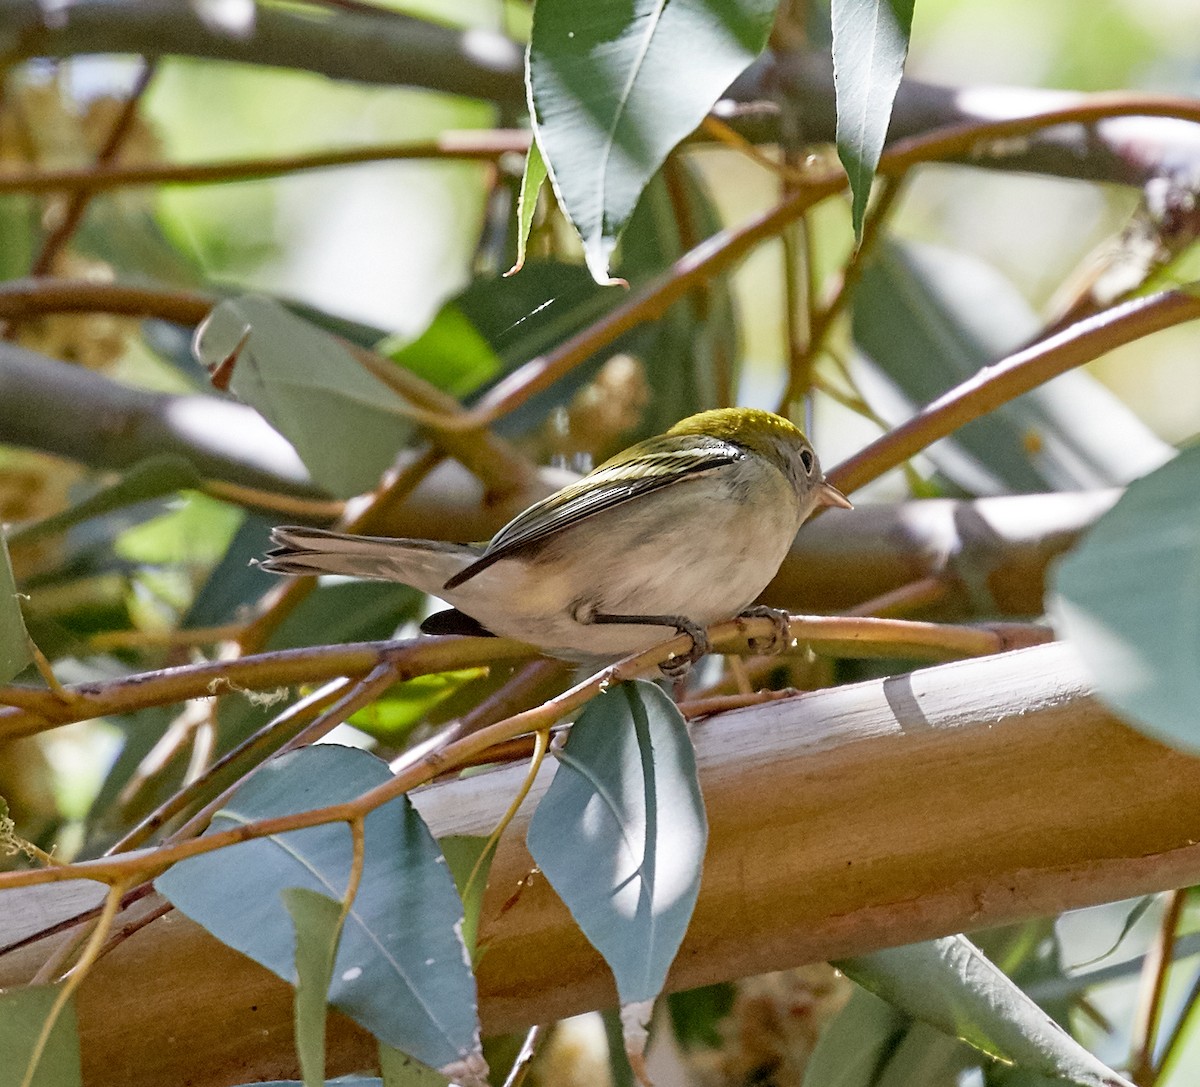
[2,643,1199,1086]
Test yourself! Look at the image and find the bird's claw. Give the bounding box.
[738,605,792,654]
[659,619,711,678]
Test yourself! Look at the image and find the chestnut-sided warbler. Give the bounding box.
[261,408,851,669]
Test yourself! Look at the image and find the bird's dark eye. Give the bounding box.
[800,449,815,474]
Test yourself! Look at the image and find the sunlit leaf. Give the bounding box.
[0,985,81,1087]
[836,935,1135,1087]
[506,140,548,278]
[527,680,707,1003]
[377,304,501,400]
[528,0,775,283]
[156,745,482,1076]
[1050,445,1200,751]
[284,887,345,1087]
[832,0,915,236]
[193,296,414,498]
[0,532,32,683]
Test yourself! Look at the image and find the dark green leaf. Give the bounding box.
[193,296,414,498]
[0,532,32,683]
[528,0,775,282]
[836,936,1134,1087]
[0,985,82,1087]
[438,835,495,958]
[526,680,707,1004]
[284,887,345,1087]
[377,305,501,400]
[667,983,736,1050]
[1050,446,1200,751]
[853,241,1174,493]
[380,1045,451,1087]
[155,745,483,1077]
[6,456,201,546]
[832,0,915,235]
[506,141,548,278]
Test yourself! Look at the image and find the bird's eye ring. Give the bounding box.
[800,449,815,474]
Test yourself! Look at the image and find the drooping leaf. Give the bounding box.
[0,985,82,1087]
[193,296,414,498]
[1049,445,1200,752]
[802,987,907,1087]
[0,532,32,683]
[526,680,707,1004]
[284,887,346,1087]
[832,0,915,236]
[155,745,482,1077]
[6,456,201,546]
[836,935,1135,1087]
[528,0,775,283]
[438,835,495,958]
[853,241,1174,493]
[506,140,549,278]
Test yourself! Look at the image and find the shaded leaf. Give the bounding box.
[6,456,201,546]
[832,0,915,235]
[284,887,346,1087]
[0,532,32,683]
[0,985,82,1087]
[506,140,549,277]
[836,935,1135,1087]
[438,835,495,958]
[802,987,906,1087]
[527,680,707,1004]
[377,304,501,400]
[853,241,1174,493]
[1049,445,1200,751]
[528,0,775,282]
[667,982,736,1050]
[380,1044,451,1087]
[193,296,413,498]
[155,745,481,1076]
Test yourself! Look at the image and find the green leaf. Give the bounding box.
[438,835,495,958]
[832,0,915,236]
[526,680,707,1004]
[351,672,486,743]
[155,745,483,1077]
[667,983,736,1050]
[193,296,414,498]
[1049,446,1200,751]
[853,241,1174,493]
[0,985,82,1087]
[376,305,501,400]
[528,0,775,283]
[0,532,32,683]
[6,456,201,546]
[506,140,549,278]
[284,888,346,1087]
[835,936,1135,1087]
[803,987,906,1087]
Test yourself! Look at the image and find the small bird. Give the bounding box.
[261,408,851,670]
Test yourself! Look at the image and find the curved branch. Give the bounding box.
[0,0,525,104]
[3,643,1199,1085]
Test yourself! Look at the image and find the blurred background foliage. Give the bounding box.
[2,0,1200,1084]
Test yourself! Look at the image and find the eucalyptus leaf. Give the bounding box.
[526,680,707,1004]
[377,304,501,400]
[284,887,346,1087]
[507,140,549,277]
[836,935,1135,1087]
[528,0,775,282]
[832,0,915,236]
[193,296,413,498]
[155,745,482,1077]
[0,985,82,1087]
[380,1044,451,1087]
[0,532,32,683]
[853,241,1174,493]
[802,987,906,1087]
[438,835,495,958]
[1049,445,1200,751]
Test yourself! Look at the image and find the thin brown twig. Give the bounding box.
[0,132,532,195]
[1130,889,1187,1084]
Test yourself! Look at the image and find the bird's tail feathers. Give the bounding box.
[259,526,477,593]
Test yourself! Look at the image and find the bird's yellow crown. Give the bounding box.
[667,407,808,458]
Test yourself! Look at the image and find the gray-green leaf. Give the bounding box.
[832,0,915,236]
[0,985,82,1087]
[1049,445,1200,751]
[836,935,1134,1087]
[0,532,32,683]
[155,745,482,1076]
[528,0,775,283]
[284,887,346,1087]
[526,680,707,1004]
